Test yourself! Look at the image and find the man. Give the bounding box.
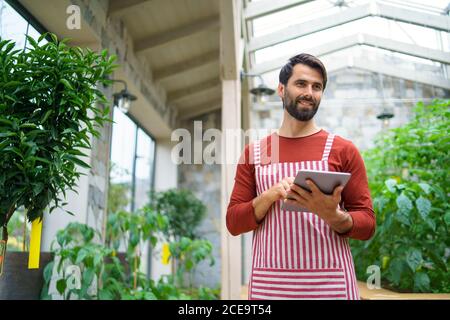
[226,53,375,300]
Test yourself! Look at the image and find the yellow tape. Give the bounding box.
[162,243,170,265]
[28,218,42,269]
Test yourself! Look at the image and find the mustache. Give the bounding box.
[295,96,314,103]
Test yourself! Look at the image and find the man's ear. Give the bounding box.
[277,83,284,99]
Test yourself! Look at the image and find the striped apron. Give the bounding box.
[249,133,360,300]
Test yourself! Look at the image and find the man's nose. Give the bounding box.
[302,85,313,97]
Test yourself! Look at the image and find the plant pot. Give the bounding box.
[0,251,53,300]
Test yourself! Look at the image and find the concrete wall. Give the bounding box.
[149,140,178,281]
[252,69,450,151]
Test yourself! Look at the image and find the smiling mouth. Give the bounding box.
[297,100,313,106]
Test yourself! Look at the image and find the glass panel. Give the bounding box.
[109,108,137,212]
[133,128,154,211]
[0,0,28,48]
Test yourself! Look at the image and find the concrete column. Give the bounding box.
[221,80,242,300]
[220,0,243,300]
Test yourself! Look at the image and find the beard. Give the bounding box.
[283,92,320,122]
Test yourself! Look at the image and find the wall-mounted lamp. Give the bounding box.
[240,71,275,98]
[112,79,137,113]
[376,107,394,128]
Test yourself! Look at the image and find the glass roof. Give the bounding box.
[247,0,450,69]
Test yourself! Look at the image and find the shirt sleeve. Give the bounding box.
[226,144,260,236]
[337,141,376,240]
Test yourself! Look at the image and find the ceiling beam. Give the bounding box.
[154,50,219,82]
[167,78,221,102]
[338,59,450,90]
[248,1,450,52]
[135,15,220,53]
[178,99,222,120]
[250,33,450,74]
[244,0,313,20]
[250,56,450,96]
[108,0,151,17]
[220,0,241,80]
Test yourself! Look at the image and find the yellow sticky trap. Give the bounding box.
[162,243,170,265]
[28,218,43,269]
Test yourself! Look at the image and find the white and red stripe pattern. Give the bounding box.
[251,268,347,300]
[249,134,360,300]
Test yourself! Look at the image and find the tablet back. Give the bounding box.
[281,170,351,212]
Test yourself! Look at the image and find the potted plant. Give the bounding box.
[0,33,116,299]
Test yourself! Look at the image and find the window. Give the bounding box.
[0,0,47,46]
[109,108,156,213]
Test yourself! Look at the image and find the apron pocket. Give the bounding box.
[250,267,347,300]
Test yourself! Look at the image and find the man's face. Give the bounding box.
[278,64,324,122]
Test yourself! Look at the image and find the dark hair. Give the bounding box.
[279,53,327,90]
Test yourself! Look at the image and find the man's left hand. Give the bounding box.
[285,179,352,233]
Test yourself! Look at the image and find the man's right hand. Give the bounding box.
[252,177,295,223]
[265,177,295,202]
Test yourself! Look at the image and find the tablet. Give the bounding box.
[281,169,351,212]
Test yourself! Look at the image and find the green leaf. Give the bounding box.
[385,179,397,193]
[56,279,67,295]
[416,196,431,220]
[413,272,430,292]
[418,183,432,195]
[396,193,413,212]
[41,110,53,123]
[406,248,422,272]
[388,259,406,285]
[60,79,73,90]
[43,261,54,283]
[395,209,411,226]
[426,248,448,272]
[444,211,450,226]
[76,248,88,264]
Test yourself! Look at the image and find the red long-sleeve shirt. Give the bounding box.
[226,129,375,240]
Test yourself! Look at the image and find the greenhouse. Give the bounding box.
[0,0,449,302]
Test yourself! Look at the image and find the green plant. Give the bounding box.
[105,205,169,291]
[350,99,450,293]
[148,189,206,241]
[41,206,218,300]
[168,237,215,290]
[0,33,116,249]
[41,222,113,300]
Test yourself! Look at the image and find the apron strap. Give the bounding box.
[321,133,335,162]
[253,139,261,167]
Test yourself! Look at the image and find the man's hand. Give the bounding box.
[266,177,295,202]
[285,179,353,234]
[253,177,295,223]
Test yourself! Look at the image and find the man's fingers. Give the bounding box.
[290,183,312,200]
[333,186,344,197]
[286,177,295,184]
[287,190,308,203]
[333,185,344,199]
[306,179,321,194]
